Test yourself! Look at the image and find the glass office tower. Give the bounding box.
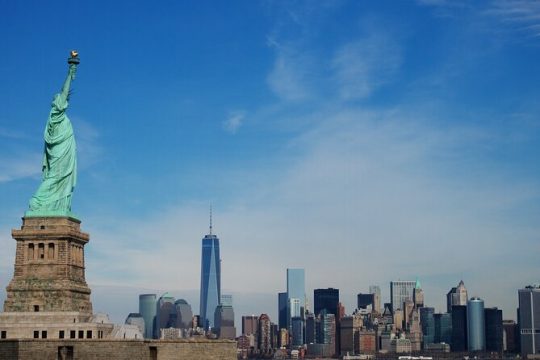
[287,268,305,329]
[199,232,221,330]
[390,280,416,311]
[467,297,485,351]
[139,294,157,338]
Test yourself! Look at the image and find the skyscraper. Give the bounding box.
[413,279,424,308]
[420,307,435,348]
[174,299,193,330]
[242,315,259,336]
[451,305,468,351]
[390,280,416,311]
[286,269,305,328]
[485,307,503,353]
[155,293,176,337]
[139,294,157,339]
[199,212,221,330]
[314,288,339,318]
[291,316,304,347]
[369,285,381,313]
[278,292,288,330]
[258,314,272,354]
[434,312,452,344]
[467,297,485,352]
[214,295,235,339]
[518,284,540,357]
[447,280,468,313]
[287,269,305,311]
[357,293,375,310]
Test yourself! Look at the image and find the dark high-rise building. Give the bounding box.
[199,214,221,330]
[314,288,339,317]
[291,316,304,347]
[434,313,452,344]
[305,313,316,344]
[278,292,288,330]
[139,293,157,339]
[316,310,336,347]
[468,297,485,352]
[503,320,518,353]
[357,293,375,310]
[485,307,503,353]
[451,305,468,351]
[420,307,435,348]
[518,285,540,357]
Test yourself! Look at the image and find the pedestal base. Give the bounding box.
[3,217,92,317]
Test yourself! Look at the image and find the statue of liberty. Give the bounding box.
[27,51,80,218]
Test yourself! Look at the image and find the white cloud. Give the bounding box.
[223,111,245,134]
[266,40,313,101]
[79,105,539,321]
[71,117,103,170]
[0,152,42,183]
[332,34,401,100]
[486,0,540,36]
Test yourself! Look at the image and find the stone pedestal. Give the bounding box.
[3,217,92,318]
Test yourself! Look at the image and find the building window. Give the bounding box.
[33,330,39,339]
[41,331,47,339]
[59,330,65,339]
[78,330,84,339]
[86,330,92,339]
[98,330,103,339]
[70,330,76,339]
[28,243,34,260]
[34,305,39,312]
[48,243,55,260]
[1,330,6,339]
[38,243,45,259]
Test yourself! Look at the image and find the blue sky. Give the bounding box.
[1,0,539,325]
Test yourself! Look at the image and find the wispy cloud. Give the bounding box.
[0,127,27,140]
[71,117,103,170]
[81,103,540,319]
[486,0,540,36]
[266,38,314,101]
[0,152,41,183]
[331,33,401,100]
[223,111,246,134]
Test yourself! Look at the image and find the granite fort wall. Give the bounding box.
[0,338,236,360]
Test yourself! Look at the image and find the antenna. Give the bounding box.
[209,204,213,235]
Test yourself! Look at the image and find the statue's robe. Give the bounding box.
[29,94,77,213]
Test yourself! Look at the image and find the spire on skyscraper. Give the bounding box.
[209,204,213,235]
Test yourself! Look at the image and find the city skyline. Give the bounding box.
[1,0,539,333]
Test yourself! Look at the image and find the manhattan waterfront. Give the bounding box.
[1,1,539,359]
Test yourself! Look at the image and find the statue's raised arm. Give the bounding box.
[26,51,80,219]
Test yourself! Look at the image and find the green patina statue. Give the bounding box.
[26,51,80,218]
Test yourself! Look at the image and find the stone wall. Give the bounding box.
[0,338,236,360]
